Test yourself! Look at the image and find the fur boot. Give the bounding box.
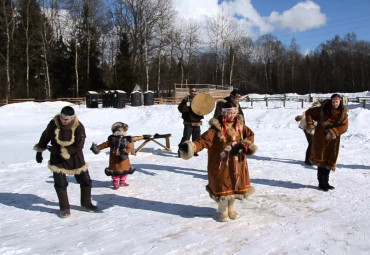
[325,169,335,190]
[56,190,71,219]
[218,200,230,222]
[317,167,328,192]
[228,198,240,220]
[80,187,98,212]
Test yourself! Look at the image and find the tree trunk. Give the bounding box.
[25,0,30,98]
[1,0,15,101]
[87,27,90,81]
[157,47,162,97]
[75,36,79,96]
[229,50,235,86]
[144,19,149,91]
[42,44,51,99]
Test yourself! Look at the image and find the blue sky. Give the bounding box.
[173,0,370,54]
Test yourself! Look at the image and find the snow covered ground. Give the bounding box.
[0,92,369,255]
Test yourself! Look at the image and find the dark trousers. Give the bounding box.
[304,130,313,163]
[53,170,92,192]
[179,124,201,145]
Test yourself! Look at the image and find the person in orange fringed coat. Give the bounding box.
[179,101,258,222]
[91,122,135,189]
[305,94,348,191]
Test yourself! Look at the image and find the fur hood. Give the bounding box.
[319,99,348,128]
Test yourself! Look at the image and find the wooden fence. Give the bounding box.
[1,95,370,108]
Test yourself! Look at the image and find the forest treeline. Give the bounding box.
[1,0,370,100]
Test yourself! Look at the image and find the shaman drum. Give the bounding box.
[191,93,215,116]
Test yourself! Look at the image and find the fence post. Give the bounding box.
[283,99,286,108]
[265,98,268,107]
[301,99,304,108]
[363,100,366,109]
[251,99,253,107]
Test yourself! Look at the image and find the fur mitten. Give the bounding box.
[326,129,336,140]
[230,143,248,155]
[179,141,195,160]
[90,143,100,154]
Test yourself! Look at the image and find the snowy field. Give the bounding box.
[0,92,369,255]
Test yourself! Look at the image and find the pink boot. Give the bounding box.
[120,175,129,187]
[112,176,120,189]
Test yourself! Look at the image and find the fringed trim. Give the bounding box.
[179,141,195,160]
[48,162,89,176]
[206,185,255,203]
[53,115,79,147]
[60,147,70,159]
[209,115,244,144]
[33,144,46,152]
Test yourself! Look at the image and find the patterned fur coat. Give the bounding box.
[305,100,348,170]
[180,115,257,202]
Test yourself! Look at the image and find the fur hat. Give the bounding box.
[111,122,128,136]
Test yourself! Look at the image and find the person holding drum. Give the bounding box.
[177,87,204,157]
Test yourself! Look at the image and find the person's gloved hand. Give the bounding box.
[179,143,189,153]
[36,152,43,163]
[47,146,60,155]
[90,143,100,154]
[325,129,336,141]
[230,144,248,156]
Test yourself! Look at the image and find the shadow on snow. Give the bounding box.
[0,192,216,219]
[94,194,216,218]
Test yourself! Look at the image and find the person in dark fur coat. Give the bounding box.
[178,87,204,157]
[33,106,97,219]
[90,122,135,189]
[179,101,257,222]
[305,94,348,191]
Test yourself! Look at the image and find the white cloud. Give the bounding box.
[171,0,327,40]
[224,0,274,34]
[268,1,327,32]
[172,0,219,22]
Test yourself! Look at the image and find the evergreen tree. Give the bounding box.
[49,36,74,97]
[14,0,44,98]
[114,32,136,93]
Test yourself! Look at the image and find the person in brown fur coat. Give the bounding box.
[90,122,135,189]
[179,101,257,222]
[33,106,97,218]
[305,94,348,191]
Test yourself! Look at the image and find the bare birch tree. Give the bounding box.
[206,7,233,86]
[65,0,83,96]
[154,0,174,96]
[0,0,15,101]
